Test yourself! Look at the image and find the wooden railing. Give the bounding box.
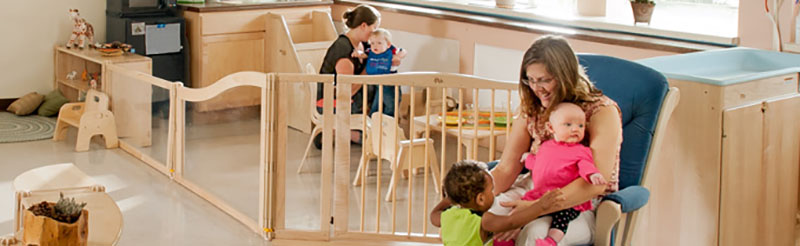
[105,66,520,243]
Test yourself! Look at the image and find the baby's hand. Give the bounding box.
[351,50,366,60]
[589,173,607,185]
[520,152,530,164]
[396,48,407,59]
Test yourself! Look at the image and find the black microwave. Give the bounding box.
[107,0,177,17]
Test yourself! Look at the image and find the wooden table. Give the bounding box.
[2,163,123,246]
[412,115,507,160]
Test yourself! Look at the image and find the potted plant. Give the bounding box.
[630,0,656,25]
[23,193,88,246]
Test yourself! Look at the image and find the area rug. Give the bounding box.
[0,112,56,143]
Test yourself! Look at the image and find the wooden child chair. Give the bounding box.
[353,112,440,201]
[53,89,119,152]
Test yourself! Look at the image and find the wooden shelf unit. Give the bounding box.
[54,46,152,102]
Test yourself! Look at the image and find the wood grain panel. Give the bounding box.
[763,95,800,246]
[722,74,799,108]
[720,102,764,246]
[196,33,265,112]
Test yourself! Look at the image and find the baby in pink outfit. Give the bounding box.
[521,102,607,246]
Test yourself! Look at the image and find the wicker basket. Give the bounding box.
[630,2,655,24]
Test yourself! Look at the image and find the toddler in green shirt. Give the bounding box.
[431,160,564,246]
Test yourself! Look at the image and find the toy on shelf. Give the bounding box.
[66,9,95,49]
[66,71,77,80]
[88,72,99,90]
[81,69,88,81]
[96,41,132,57]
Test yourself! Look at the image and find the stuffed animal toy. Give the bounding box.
[66,9,95,49]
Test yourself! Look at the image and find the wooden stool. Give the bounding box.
[53,89,119,152]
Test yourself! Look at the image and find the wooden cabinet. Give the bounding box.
[54,46,153,146]
[635,74,800,245]
[720,94,800,246]
[183,6,332,115]
[54,46,152,102]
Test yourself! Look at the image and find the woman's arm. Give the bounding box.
[334,58,363,96]
[546,106,621,213]
[482,189,564,233]
[489,116,532,195]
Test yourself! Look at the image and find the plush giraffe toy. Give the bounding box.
[66,9,94,49]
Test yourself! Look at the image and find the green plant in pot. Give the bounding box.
[24,193,89,246]
[630,0,656,25]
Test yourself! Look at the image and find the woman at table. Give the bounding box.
[488,35,623,245]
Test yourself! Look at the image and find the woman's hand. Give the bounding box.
[493,227,521,242]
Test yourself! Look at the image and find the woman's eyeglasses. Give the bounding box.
[524,77,554,87]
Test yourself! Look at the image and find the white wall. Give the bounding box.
[0,2,106,98]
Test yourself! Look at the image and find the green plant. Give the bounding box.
[28,193,87,224]
[631,0,655,4]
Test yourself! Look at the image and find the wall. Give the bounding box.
[0,1,106,99]
[738,0,796,50]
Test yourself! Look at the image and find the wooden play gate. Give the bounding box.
[103,64,518,244]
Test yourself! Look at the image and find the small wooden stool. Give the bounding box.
[53,89,118,152]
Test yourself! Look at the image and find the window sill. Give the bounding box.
[375,0,738,46]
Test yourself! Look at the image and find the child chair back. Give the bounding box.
[369,112,407,159]
[85,90,110,111]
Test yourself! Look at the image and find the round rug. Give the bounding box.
[0,112,56,143]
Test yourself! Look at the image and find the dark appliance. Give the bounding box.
[106,0,187,85]
[107,0,178,17]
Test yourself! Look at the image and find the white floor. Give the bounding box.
[0,133,270,245]
[0,110,459,245]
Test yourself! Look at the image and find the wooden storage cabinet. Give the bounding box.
[54,46,153,147]
[720,94,800,246]
[635,73,800,245]
[183,6,331,115]
[54,46,152,102]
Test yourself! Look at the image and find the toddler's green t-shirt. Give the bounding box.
[441,206,492,246]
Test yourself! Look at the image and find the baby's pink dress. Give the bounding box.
[522,139,598,211]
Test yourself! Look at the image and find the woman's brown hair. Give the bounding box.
[518,35,602,118]
[342,4,381,29]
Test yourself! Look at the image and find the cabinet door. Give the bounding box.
[762,95,800,246]
[720,95,800,246]
[196,32,265,112]
[720,102,763,246]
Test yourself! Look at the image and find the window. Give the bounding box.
[382,0,739,45]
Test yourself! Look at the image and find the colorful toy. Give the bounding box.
[81,69,88,81]
[66,9,95,49]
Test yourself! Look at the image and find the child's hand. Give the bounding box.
[589,173,607,185]
[396,48,407,59]
[536,188,565,212]
[520,152,530,164]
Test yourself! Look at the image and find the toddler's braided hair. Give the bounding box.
[443,160,489,205]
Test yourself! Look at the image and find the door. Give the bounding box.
[720,102,763,246]
[720,94,800,246]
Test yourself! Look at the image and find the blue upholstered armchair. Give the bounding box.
[577,54,680,246]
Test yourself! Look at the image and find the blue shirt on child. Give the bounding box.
[365,45,397,75]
